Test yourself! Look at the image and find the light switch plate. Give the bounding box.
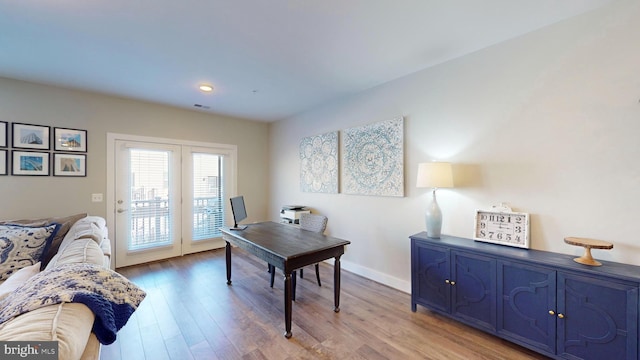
[91,193,103,202]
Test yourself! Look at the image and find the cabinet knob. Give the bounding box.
[558,313,565,319]
[548,310,555,316]
[445,279,450,284]
[450,281,456,286]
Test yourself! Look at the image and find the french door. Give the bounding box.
[181,146,228,255]
[108,134,237,268]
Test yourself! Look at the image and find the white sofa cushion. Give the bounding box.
[46,216,110,271]
[45,238,105,271]
[0,262,40,301]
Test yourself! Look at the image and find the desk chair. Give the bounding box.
[269,213,328,290]
[298,213,327,286]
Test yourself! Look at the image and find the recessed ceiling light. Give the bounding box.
[199,84,213,92]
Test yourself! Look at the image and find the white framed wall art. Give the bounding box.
[299,131,339,193]
[342,116,404,197]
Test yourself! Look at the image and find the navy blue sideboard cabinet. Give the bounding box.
[411,233,639,360]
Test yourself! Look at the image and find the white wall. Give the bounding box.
[269,0,640,292]
[0,78,270,224]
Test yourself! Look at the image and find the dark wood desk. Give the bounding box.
[220,221,350,338]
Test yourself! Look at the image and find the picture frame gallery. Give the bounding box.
[1,122,88,176]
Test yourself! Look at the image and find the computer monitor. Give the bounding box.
[230,195,248,230]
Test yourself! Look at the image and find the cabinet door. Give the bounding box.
[557,273,638,360]
[451,251,496,332]
[497,261,556,356]
[412,241,450,313]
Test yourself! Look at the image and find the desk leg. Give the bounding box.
[283,272,293,338]
[334,255,342,312]
[225,241,232,285]
[292,270,296,301]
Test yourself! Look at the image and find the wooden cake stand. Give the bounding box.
[564,237,613,266]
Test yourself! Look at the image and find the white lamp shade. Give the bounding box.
[416,162,453,188]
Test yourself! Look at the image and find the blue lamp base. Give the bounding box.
[425,189,442,238]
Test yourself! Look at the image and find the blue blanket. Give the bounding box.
[0,263,146,344]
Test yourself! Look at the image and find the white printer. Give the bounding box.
[280,205,310,224]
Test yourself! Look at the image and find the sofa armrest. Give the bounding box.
[0,303,94,360]
[50,216,111,270]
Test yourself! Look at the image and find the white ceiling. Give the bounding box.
[0,0,614,122]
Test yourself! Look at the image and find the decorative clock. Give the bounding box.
[474,204,530,249]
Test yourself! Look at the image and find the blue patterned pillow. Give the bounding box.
[0,224,60,281]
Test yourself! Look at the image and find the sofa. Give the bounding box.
[0,214,143,360]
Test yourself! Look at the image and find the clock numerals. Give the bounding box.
[488,215,501,222]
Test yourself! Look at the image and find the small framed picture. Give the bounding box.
[54,127,87,152]
[0,150,7,175]
[12,123,50,150]
[53,153,86,177]
[12,151,50,176]
[0,121,7,148]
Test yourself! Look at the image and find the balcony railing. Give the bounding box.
[193,197,223,240]
[129,197,222,249]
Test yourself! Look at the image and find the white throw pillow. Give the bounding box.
[0,261,41,301]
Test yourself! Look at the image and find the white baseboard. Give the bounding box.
[336,259,411,294]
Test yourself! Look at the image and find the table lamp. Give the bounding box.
[416,162,453,238]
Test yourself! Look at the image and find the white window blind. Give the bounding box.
[128,148,173,250]
[192,152,224,240]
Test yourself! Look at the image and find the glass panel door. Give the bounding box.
[182,147,228,255]
[115,140,182,267]
[192,153,222,240]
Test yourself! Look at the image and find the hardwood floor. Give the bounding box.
[101,248,548,360]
